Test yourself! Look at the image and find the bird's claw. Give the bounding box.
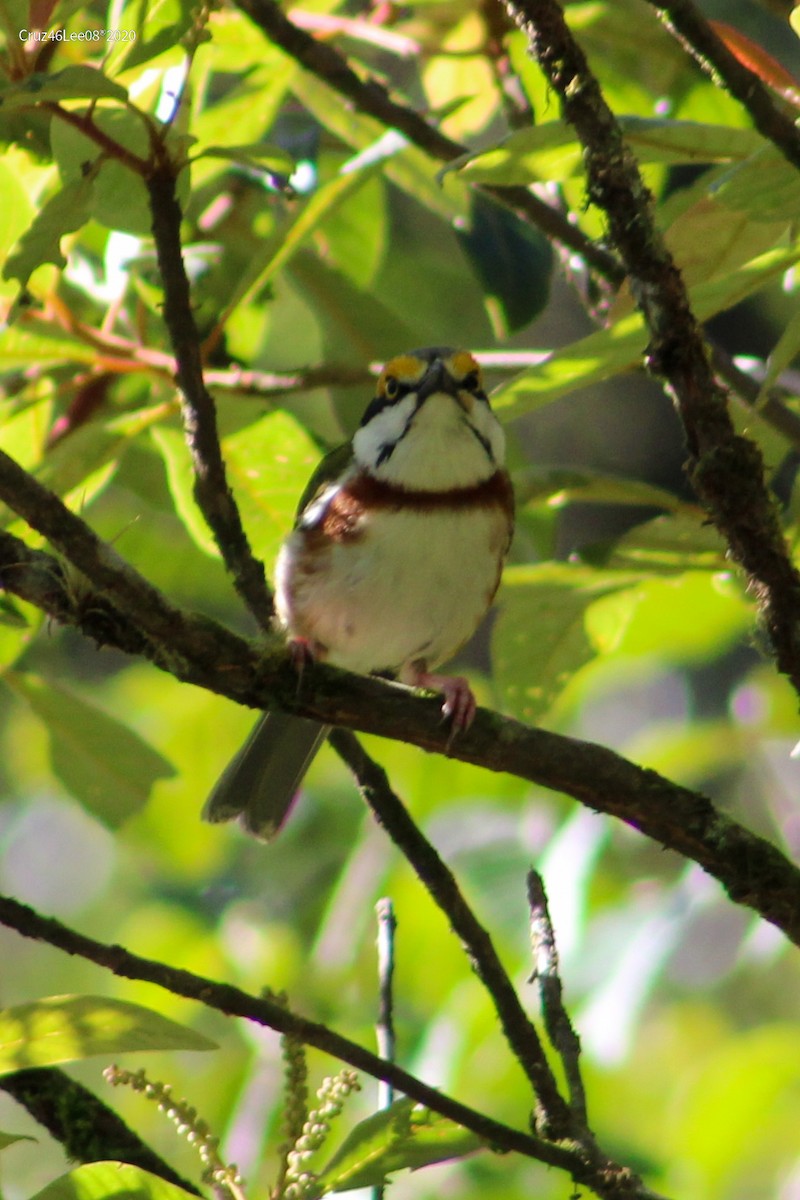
[288,637,317,691]
[413,671,476,745]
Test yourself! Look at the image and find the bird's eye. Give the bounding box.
[462,370,481,393]
[384,375,400,399]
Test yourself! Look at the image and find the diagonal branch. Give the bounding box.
[0,514,798,950]
[0,892,642,1197]
[145,153,273,631]
[0,1068,202,1194]
[644,0,800,173]
[505,0,800,703]
[329,729,571,1138]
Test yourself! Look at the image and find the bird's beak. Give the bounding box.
[416,360,471,410]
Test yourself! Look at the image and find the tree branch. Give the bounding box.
[145,154,273,631]
[644,0,800,173]
[0,451,253,677]
[505,0,800,703]
[0,892,651,1197]
[328,729,571,1138]
[0,516,797,949]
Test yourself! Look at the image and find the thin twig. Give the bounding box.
[374,898,396,1112]
[1,524,799,949]
[526,871,587,1128]
[373,898,396,1200]
[507,0,800,702]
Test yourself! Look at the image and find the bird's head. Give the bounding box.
[352,347,505,491]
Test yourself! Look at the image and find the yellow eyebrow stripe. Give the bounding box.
[382,354,427,384]
[449,350,481,381]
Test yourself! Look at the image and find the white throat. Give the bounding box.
[352,393,505,491]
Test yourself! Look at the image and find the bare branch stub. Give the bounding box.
[527,870,587,1127]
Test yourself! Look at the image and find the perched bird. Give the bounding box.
[203,347,514,838]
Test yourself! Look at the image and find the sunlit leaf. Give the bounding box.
[31,1162,200,1200]
[713,143,800,222]
[493,563,641,722]
[521,468,688,514]
[0,995,215,1074]
[105,0,198,75]
[493,242,800,420]
[50,109,156,235]
[153,411,319,566]
[0,323,98,368]
[454,118,764,185]
[317,1099,485,1193]
[0,67,127,108]
[3,178,94,289]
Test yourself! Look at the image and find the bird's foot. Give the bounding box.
[413,671,477,737]
[288,637,317,690]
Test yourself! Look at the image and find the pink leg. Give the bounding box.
[287,636,321,691]
[411,669,477,733]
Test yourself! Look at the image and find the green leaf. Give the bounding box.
[153,412,319,566]
[223,413,321,567]
[713,142,800,222]
[0,155,35,300]
[0,1130,36,1149]
[31,1161,200,1200]
[521,467,688,513]
[196,142,294,174]
[455,193,552,335]
[5,673,176,827]
[316,1099,485,1194]
[0,67,127,109]
[151,426,217,558]
[106,0,198,74]
[454,118,763,185]
[3,177,94,288]
[493,242,800,420]
[0,323,98,368]
[0,995,216,1074]
[493,563,640,722]
[290,72,468,222]
[221,164,384,327]
[50,109,154,236]
[757,304,800,404]
[608,512,730,572]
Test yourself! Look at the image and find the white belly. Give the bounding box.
[276,504,506,676]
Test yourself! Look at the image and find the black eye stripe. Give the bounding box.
[359,382,415,426]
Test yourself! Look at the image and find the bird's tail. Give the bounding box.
[202,712,330,840]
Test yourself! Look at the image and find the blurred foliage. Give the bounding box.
[0,0,800,1198]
